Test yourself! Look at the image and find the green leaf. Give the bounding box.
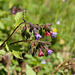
[0,64,7,72]
[0,50,6,55]
[6,44,10,52]
[9,2,14,9]
[57,52,63,63]
[26,32,30,39]
[0,41,3,46]
[14,67,21,71]
[0,21,5,29]
[30,31,34,40]
[25,64,36,75]
[38,70,45,75]
[25,54,37,61]
[11,60,18,66]
[12,50,23,59]
[14,12,23,26]
[39,27,42,35]
[59,70,65,75]
[0,10,9,17]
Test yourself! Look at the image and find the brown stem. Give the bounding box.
[15,25,30,32]
[59,63,74,70]
[51,58,75,75]
[10,40,50,45]
[43,46,48,50]
[10,40,32,45]
[32,66,42,69]
[0,22,26,47]
[39,23,52,27]
[0,21,52,47]
[51,60,68,75]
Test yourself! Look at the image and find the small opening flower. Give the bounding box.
[35,32,42,40]
[46,49,53,55]
[46,31,50,36]
[38,49,44,57]
[51,32,57,38]
[12,10,15,14]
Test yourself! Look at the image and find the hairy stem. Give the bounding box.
[10,40,32,45]
[0,22,25,47]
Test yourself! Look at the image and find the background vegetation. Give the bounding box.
[0,0,75,75]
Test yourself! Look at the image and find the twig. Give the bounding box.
[10,40,32,45]
[0,21,53,48]
[0,22,25,47]
[15,25,30,33]
[59,63,75,70]
[0,21,31,47]
[10,40,51,45]
[32,66,42,69]
[51,58,75,75]
[51,60,68,75]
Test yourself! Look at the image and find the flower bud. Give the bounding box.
[38,49,44,57]
[46,31,50,36]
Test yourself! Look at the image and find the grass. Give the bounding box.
[0,0,75,75]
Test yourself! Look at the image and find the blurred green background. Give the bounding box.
[0,0,75,75]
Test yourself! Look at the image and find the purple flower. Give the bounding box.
[35,33,42,40]
[51,32,57,38]
[12,10,15,14]
[47,49,53,55]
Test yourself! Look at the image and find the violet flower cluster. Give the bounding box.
[21,20,57,57]
[34,31,57,40]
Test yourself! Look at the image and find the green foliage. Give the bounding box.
[5,44,10,52]
[0,0,75,75]
[57,52,63,63]
[0,50,6,55]
[0,10,9,17]
[14,12,24,26]
[25,64,36,75]
[11,50,22,59]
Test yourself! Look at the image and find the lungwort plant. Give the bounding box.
[0,11,57,57]
[0,11,58,75]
